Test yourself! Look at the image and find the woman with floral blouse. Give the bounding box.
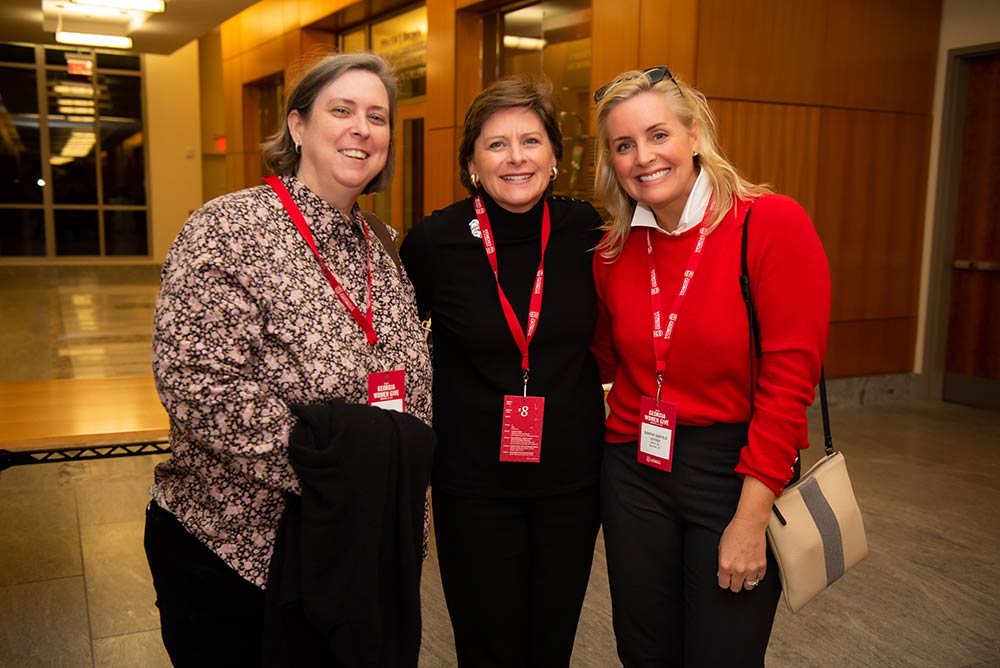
[143,52,433,666]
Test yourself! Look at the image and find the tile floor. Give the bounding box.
[1,265,999,667]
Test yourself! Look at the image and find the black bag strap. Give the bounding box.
[740,205,833,489]
[363,211,403,280]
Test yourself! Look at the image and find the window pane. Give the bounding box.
[501,0,593,200]
[55,209,99,255]
[96,52,140,71]
[502,4,543,75]
[98,72,142,119]
[100,73,145,205]
[0,44,35,64]
[105,209,147,255]
[0,65,43,203]
[371,6,427,99]
[48,69,98,204]
[50,123,98,204]
[0,208,45,256]
[45,47,71,66]
[2,44,148,258]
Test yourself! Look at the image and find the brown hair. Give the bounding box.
[262,51,398,193]
[457,74,563,195]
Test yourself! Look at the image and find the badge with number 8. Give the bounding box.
[500,395,545,463]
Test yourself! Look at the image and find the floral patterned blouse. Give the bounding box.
[150,175,433,588]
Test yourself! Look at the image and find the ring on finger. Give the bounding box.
[745,578,760,588]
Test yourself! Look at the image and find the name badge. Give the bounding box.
[499,395,545,463]
[368,369,406,412]
[638,396,677,471]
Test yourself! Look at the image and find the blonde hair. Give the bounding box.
[593,70,770,260]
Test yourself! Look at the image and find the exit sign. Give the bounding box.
[66,55,94,76]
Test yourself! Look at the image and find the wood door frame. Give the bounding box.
[395,99,426,233]
[922,41,1000,399]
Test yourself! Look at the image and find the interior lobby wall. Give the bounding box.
[915,0,1000,389]
[145,39,204,263]
[216,0,943,379]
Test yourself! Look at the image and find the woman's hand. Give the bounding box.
[717,476,775,593]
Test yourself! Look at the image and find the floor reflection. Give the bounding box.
[1,265,998,667]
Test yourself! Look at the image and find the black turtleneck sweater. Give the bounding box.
[399,192,605,497]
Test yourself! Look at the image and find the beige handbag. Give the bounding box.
[740,207,868,613]
[767,454,868,611]
[765,376,868,612]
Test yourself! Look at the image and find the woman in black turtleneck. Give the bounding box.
[399,75,605,667]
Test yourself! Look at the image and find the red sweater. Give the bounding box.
[592,194,830,495]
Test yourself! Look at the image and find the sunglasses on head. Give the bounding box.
[593,66,682,102]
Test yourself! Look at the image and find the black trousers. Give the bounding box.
[144,500,266,667]
[432,485,601,668]
[601,425,782,668]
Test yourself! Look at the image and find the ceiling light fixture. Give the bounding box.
[503,35,547,51]
[53,83,96,97]
[70,0,165,12]
[51,11,134,50]
[56,30,133,48]
[57,98,96,108]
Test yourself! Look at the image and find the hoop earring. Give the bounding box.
[549,166,558,181]
[470,172,479,189]
[295,141,302,155]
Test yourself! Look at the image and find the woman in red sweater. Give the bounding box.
[591,67,830,667]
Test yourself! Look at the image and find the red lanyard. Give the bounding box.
[647,225,707,399]
[264,176,377,346]
[473,195,550,385]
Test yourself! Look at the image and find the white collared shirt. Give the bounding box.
[629,169,712,236]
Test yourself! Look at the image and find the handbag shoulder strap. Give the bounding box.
[740,204,833,462]
[363,211,403,280]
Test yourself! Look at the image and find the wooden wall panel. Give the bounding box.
[710,99,820,216]
[815,108,929,323]
[427,0,457,130]
[297,0,358,27]
[425,127,458,211]
[225,150,244,193]
[453,10,482,126]
[221,15,243,56]
[241,37,287,84]
[212,0,940,380]
[283,29,305,69]
[222,56,244,154]
[242,80,263,186]
[639,0,697,83]
[826,318,916,378]
[299,28,336,60]
[696,0,827,104]
[241,0,287,52]
[823,0,940,113]
[282,0,301,34]
[591,0,641,97]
